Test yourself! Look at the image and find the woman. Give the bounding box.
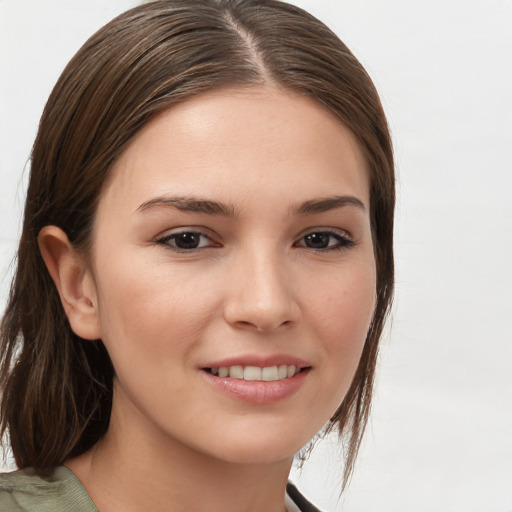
[0,0,394,510]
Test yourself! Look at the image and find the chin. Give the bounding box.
[198,429,314,466]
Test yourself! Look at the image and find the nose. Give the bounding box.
[223,248,300,332]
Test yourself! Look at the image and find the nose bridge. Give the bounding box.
[224,239,298,331]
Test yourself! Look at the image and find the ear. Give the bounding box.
[38,225,101,340]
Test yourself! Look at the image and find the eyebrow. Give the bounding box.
[295,195,366,215]
[136,194,366,217]
[136,196,236,216]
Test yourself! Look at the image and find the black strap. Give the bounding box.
[286,482,324,512]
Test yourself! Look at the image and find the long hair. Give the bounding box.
[0,0,394,489]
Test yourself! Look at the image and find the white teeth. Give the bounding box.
[244,366,261,381]
[229,365,244,379]
[261,366,279,381]
[209,365,301,381]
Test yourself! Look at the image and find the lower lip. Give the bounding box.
[201,369,310,404]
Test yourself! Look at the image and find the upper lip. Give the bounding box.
[202,354,312,369]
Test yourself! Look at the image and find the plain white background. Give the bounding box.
[1,1,511,511]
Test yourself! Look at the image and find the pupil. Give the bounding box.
[175,232,200,249]
[305,232,329,248]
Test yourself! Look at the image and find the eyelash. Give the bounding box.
[155,229,354,253]
[294,229,355,252]
[155,230,218,253]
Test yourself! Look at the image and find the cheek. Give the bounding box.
[92,253,214,364]
[310,259,376,340]
[92,252,248,405]
[308,260,376,403]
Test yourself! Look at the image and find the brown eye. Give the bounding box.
[172,232,203,249]
[296,230,354,251]
[304,232,331,249]
[157,231,218,251]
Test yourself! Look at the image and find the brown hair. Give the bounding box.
[0,0,394,489]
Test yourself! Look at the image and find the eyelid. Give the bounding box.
[294,227,355,250]
[297,226,353,240]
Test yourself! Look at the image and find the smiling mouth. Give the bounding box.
[205,365,306,381]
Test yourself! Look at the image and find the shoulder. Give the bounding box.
[0,466,98,512]
[286,482,325,512]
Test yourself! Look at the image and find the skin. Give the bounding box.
[40,87,376,512]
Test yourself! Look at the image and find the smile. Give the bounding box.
[207,365,300,381]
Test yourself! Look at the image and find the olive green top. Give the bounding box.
[0,466,320,511]
[0,466,98,512]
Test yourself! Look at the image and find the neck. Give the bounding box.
[66,390,293,512]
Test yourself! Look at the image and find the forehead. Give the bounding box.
[101,86,370,213]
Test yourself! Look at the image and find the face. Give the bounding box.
[86,87,376,465]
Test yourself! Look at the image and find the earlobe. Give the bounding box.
[38,226,101,340]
